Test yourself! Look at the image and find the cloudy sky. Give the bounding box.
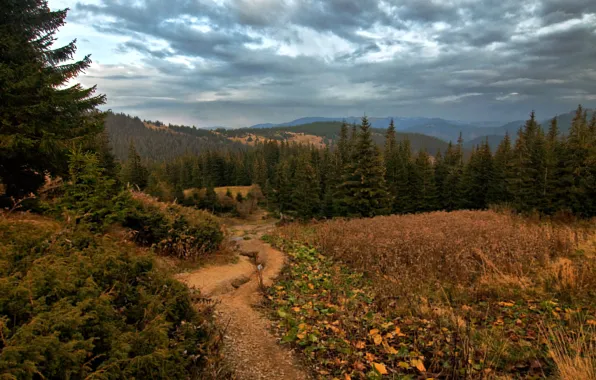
[49,0,596,128]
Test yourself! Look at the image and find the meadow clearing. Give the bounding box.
[266,210,596,379]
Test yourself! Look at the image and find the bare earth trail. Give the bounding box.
[177,212,308,380]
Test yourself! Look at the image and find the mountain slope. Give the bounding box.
[225,121,452,153]
[105,113,242,161]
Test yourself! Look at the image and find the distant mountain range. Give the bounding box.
[248,116,501,131]
[245,108,591,149]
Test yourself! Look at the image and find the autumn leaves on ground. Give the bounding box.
[265,211,596,379]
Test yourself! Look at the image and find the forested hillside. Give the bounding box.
[106,115,453,162]
[105,112,240,161]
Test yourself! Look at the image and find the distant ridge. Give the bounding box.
[248,116,500,131]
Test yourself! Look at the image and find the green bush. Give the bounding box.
[125,195,224,260]
[0,218,224,379]
[57,150,130,232]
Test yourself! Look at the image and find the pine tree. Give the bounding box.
[433,150,448,209]
[384,119,399,205]
[488,132,513,205]
[411,150,438,211]
[461,140,493,209]
[443,139,464,211]
[273,160,293,214]
[0,1,106,196]
[337,117,391,217]
[544,117,560,213]
[393,139,412,213]
[121,142,148,189]
[290,154,320,220]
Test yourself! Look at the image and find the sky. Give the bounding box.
[49,0,596,128]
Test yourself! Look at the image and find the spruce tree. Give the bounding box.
[411,150,438,211]
[290,154,320,220]
[489,132,513,205]
[337,117,391,217]
[393,139,412,213]
[273,160,293,214]
[1,1,106,196]
[384,119,399,205]
[121,142,148,189]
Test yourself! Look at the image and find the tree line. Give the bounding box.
[128,106,595,219]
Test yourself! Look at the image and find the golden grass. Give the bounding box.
[541,325,596,380]
[214,186,252,197]
[270,211,596,378]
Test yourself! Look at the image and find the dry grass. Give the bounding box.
[541,324,596,380]
[214,186,252,198]
[271,210,596,377]
[305,211,590,301]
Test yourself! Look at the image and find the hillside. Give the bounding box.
[106,116,454,162]
[223,121,452,153]
[248,116,497,131]
[105,113,242,161]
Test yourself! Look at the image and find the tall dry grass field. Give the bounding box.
[272,211,596,378]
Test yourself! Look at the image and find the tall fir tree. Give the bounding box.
[290,154,320,220]
[1,1,106,196]
[121,142,148,189]
[393,139,412,213]
[488,132,513,205]
[384,119,399,206]
[337,117,391,217]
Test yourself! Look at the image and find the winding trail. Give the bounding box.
[177,213,308,380]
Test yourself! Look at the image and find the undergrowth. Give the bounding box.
[0,213,229,379]
[266,211,596,379]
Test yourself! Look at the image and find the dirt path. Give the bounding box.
[177,213,308,380]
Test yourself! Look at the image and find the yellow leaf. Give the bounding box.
[383,343,398,355]
[308,283,314,290]
[293,307,301,312]
[411,359,426,372]
[588,320,596,326]
[372,362,388,375]
[372,334,383,345]
[344,375,352,380]
[398,361,410,369]
[498,301,515,307]
[381,322,393,329]
[354,341,366,349]
[369,329,380,336]
[297,332,306,339]
[365,352,376,362]
[395,327,406,337]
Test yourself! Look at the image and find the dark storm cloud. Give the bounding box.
[70,0,596,127]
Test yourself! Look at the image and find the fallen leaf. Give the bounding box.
[411,359,426,372]
[498,301,515,307]
[369,329,380,336]
[372,362,388,375]
[395,327,406,336]
[354,341,366,349]
[398,361,410,369]
[372,334,383,345]
[365,352,376,362]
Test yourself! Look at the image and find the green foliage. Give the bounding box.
[58,150,130,231]
[0,217,223,379]
[121,142,148,189]
[0,1,105,197]
[336,117,392,217]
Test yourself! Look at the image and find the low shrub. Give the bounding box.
[0,215,226,379]
[129,192,224,259]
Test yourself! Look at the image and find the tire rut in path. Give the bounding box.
[177,220,308,380]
